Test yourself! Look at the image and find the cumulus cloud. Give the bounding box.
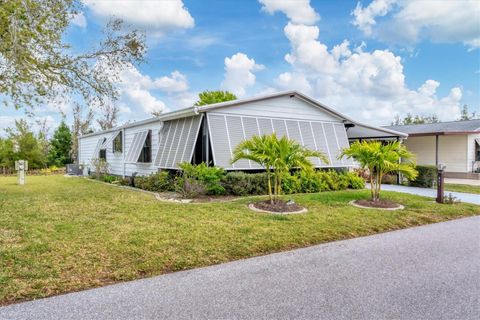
[221,53,264,97]
[83,0,194,37]
[352,0,480,48]
[71,11,87,28]
[259,0,319,25]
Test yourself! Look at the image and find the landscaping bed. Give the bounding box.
[0,175,478,306]
[352,199,403,209]
[251,199,304,213]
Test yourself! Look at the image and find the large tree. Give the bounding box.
[194,90,237,106]
[48,120,72,166]
[0,0,145,111]
[5,119,47,169]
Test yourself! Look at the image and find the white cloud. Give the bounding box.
[259,0,319,25]
[153,71,189,93]
[71,11,87,28]
[83,0,194,37]
[352,0,480,48]
[270,20,463,124]
[221,53,264,97]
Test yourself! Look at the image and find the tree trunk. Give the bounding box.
[267,170,273,204]
[369,168,375,201]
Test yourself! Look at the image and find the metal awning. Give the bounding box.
[92,137,106,160]
[154,115,203,169]
[102,131,120,151]
[125,130,149,163]
[347,123,407,140]
[207,113,353,170]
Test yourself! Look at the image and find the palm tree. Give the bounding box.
[340,140,417,202]
[232,133,328,204]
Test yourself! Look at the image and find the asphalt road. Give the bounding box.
[1,216,479,320]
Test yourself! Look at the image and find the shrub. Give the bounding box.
[91,158,109,180]
[103,174,118,183]
[409,165,437,188]
[134,171,173,192]
[344,171,365,189]
[178,162,225,196]
[381,174,396,185]
[281,173,300,194]
[175,176,206,198]
[221,172,268,196]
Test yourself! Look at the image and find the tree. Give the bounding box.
[48,121,72,166]
[340,141,417,202]
[5,119,47,169]
[71,103,94,163]
[392,113,439,125]
[1,0,146,111]
[194,90,237,106]
[96,101,119,130]
[458,105,478,121]
[232,133,328,204]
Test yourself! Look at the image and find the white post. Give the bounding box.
[15,160,28,185]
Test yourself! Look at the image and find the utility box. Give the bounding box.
[66,164,84,176]
[15,160,28,185]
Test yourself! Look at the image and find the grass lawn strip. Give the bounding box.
[0,175,478,305]
[444,183,480,195]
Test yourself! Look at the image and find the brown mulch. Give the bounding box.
[354,199,401,209]
[253,199,304,213]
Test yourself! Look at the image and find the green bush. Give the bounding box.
[135,171,174,192]
[281,173,300,194]
[178,162,225,195]
[103,174,118,184]
[221,172,268,196]
[409,165,437,188]
[344,171,365,189]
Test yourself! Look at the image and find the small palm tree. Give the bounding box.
[340,140,417,202]
[232,133,328,204]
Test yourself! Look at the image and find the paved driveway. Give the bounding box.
[1,217,479,320]
[369,183,480,205]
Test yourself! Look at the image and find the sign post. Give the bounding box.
[15,160,28,185]
[436,164,446,203]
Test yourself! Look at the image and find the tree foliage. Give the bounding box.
[341,140,418,202]
[194,90,237,106]
[48,120,72,166]
[392,113,439,125]
[458,105,478,121]
[232,133,328,204]
[0,0,146,111]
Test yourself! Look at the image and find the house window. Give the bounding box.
[99,149,107,160]
[113,132,123,153]
[138,130,152,163]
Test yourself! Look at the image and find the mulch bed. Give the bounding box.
[354,199,401,209]
[253,199,304,213]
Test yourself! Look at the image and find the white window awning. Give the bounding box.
[125,130,149,163]
[92,137,106,160]
[207,114,353,170]
[102,131,120,151]
[154,115,203,169]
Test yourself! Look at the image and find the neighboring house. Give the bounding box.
[385,120,480,179]
[79,91,406,177]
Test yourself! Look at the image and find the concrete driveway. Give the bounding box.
[368,183,480,205]
[1,217,479,320]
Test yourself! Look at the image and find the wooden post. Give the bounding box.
[436,164,445,203]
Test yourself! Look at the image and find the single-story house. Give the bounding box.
[79,91,407,177]
[385,120,480,179]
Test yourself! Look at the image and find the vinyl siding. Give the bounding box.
[467,133,480,172]
[404,135,469,173]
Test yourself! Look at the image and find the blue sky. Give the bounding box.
[1,0,479,135]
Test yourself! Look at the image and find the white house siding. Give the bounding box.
[467,133,480,172]
[123,120,163,177]
[212,95,343,122]
[404,135,469,173]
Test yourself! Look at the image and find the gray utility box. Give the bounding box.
[66,164,84,176]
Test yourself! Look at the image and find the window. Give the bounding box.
[138,130,152,163]
[113,132,123,153]
[475,140,480,161]
[99,149,107,160]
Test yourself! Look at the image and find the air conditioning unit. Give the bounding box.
[66,164,83,176]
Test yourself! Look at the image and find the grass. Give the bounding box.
[0,175,478,305]
[445,183,480,195]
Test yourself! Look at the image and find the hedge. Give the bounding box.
[409,165,437,188]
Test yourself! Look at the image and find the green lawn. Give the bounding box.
[445,183,480,195]
[0,175,478,305]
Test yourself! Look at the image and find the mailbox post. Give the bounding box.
[15,160,28,185]
[436,164,446,203]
